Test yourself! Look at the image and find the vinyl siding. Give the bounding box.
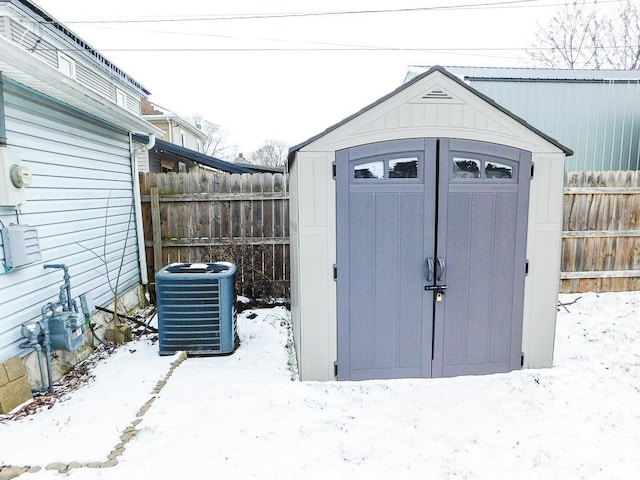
[3,17,145,118]
[76,62,113,100]
[8,19,58,69]
[0,79,141,362]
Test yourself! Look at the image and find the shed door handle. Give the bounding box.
[426,257,434,283]
[437,257,446,282]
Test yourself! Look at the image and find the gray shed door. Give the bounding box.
[336,138,531,380]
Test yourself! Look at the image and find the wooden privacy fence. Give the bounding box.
[140,169,640,299]
[562,170,640,293]
[139,171,289,299]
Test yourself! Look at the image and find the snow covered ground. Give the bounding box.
[1,292,639,479]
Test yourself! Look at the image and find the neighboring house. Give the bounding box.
[138,100,255,174]
[406,66,640,171]
[142,99,206,153]
[0,0,161,385]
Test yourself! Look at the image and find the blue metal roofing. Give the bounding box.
[134,134,256,174]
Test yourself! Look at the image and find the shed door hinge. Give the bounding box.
[332,162,336,179]
[333,264,337,281]
[334,361,338,378]
[521,353,525,367]
[530,163,535,179]
[525,259,529,275]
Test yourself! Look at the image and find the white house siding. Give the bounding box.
[75,63,113,101]
[127,96,141,118]
[1,15,146,118]
[0,79,142,363]
[8,20,58,69]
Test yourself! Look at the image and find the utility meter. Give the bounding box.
[0,147,29,206]
[10,164,32,188]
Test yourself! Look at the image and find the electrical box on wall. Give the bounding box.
[1,224,41,268]
[0,147,32,207]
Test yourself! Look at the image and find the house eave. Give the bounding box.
[1,0,151,96]
[143,114,207,141]
[0,35,162,136]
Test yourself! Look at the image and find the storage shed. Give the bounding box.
[288,66,573,381]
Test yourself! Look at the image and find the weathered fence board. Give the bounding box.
[140,169,640,299]
[140,171,289,299]
[561,170,640,293]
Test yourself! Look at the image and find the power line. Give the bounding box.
[49,45,628,53]
[56,0,581,24]
[55,0,629,57]
[42,47,514,53]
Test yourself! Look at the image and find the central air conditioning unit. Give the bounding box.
[156,262,238,356]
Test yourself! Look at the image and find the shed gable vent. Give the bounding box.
[409,84,462,104]
[423,89,452,100]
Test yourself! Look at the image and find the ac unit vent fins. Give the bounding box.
[156,262,238,356]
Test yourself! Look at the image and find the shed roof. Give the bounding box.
[288,65,573,163]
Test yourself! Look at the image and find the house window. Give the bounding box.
[178,162,186,173]
[196,139,202,153]
[116,89,127,109]
[58,52,76,78]
[180,130,186,147]
[161,159,174,173]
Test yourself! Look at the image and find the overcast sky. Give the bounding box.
[29,1,612,155]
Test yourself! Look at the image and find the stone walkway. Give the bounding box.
[0,352,187,480]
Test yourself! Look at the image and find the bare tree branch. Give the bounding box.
[249,139,289,167]
[185,113,236,159]
[526,1,605,69]
[526,0,640,70]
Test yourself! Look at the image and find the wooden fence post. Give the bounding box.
[150,186,163,275]
[140,171,288,298]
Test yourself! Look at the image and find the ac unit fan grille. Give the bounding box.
[156,266,238,356]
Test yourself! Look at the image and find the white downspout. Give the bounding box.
[166,118,173,143]
[129,133,156,285]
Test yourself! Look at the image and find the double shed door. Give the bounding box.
[336,138,531,380]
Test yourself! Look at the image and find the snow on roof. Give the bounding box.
[406,65,640,83]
